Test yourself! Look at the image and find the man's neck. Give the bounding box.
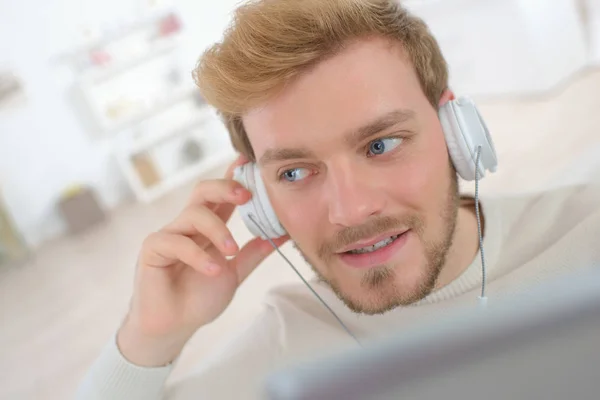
[434,196,482,291]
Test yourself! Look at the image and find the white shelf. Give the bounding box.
[55,7,181,72]
[139,149,236,203]
[90,85,199,133]
[83,35,180,84]
[123,106,215,154]
[114,109,237,203]
[70,8,188,134]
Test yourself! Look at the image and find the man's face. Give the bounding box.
[243,37,459,314]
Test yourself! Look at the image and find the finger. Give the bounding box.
[216,156,252,218]
[212,202,237,223]
[142,232,221,276]
[188,179,251,208]
[233,235,290,283]
[225,154,250,180]
[162,206,239,256]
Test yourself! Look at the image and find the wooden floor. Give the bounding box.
[1,68,600,400]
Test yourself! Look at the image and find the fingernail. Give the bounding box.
[206,263,221,273]
[225,238,238,251]
[234,187,246,196]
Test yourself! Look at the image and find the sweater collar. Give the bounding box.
[413,194,503,306]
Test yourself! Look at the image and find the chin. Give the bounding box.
[329,260,439,315]
[296,240,445,315]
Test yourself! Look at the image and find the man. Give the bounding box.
[76,0,600,399]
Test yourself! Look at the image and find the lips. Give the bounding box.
[337,230,411,269]
[337,230,409,253]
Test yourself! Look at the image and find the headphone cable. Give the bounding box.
[474,145,488,306]
[247,214,362,346]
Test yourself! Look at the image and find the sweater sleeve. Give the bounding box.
[164,305,284,400]
[75,306,284,400]
[74,334,174,400]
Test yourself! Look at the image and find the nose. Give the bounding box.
[326,162,385,227]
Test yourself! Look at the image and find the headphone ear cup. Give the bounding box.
[439,101,476,181]
[233,163,286,240]
[439,97,498,181]
[251,163,286,239]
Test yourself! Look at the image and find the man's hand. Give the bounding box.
[117,156,289,367]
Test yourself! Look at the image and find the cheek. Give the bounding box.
[394,134,451,207]
[270,190,325,242]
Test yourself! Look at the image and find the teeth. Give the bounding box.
[349,235,399,254]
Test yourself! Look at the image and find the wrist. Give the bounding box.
[116,318,191,368]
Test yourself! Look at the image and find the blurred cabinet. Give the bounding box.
[405,0,589,97]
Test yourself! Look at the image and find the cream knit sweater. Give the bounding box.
[75,183,600,400]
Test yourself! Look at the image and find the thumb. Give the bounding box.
[233,235,290,283]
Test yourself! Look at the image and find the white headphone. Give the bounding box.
[233,96,498,240]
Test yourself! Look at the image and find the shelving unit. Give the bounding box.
[114,104,235,202]
[60,7,236,203]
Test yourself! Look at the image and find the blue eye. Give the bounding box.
[281,168,310,182]
[367,137,403,156]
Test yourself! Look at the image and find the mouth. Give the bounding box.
[337,230,411,269]
[338,230,408,254]
[344,234,402,254]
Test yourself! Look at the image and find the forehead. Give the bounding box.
[242,37,428,159]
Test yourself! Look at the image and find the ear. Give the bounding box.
[438,89,455,108]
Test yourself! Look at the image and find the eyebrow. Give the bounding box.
[344,109,415,148]
[259,147,316,167]
[258,109,415,167]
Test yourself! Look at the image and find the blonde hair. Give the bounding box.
[193,0,448,161]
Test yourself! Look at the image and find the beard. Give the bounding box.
[293,170,460,315]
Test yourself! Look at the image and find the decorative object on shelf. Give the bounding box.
[57,185,107,235]
[180,138,204,167]
[89,49,112,67]
[166,67,183,86]
[131,153,161,188]
[157,13,182,37]
[0,70,26,111]
[105,97,143,121]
